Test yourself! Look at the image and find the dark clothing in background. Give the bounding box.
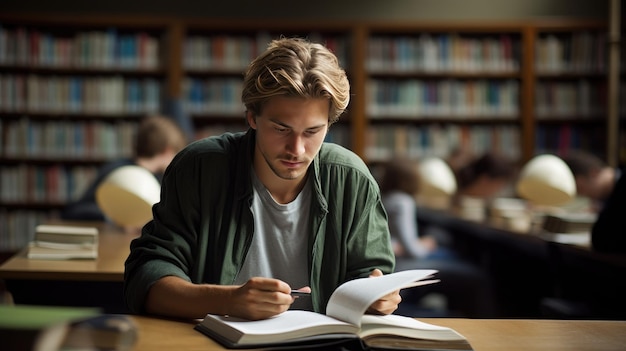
[591,169,626,254]
[60,158,137,221]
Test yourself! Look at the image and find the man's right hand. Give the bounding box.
[228,277,295,320]
[145,276,295,320]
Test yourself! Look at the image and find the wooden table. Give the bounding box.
[130,315,626,351]
[0,221,135,281]
[0,221,137,312]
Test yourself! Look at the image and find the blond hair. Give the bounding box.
[241,37,350,125]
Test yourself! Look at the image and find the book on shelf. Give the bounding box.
[27,224,99,260]
[195,269,472,350]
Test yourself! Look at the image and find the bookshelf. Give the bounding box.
[530,21,609,158]
[0,14,611,252]
[176,19,353,145]
[360,24,524,162]
[0,15,171,250]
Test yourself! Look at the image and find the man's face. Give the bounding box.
[247,96,329,183]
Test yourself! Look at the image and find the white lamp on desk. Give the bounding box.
[516,154,576,206]
[515,154,593,245]
[95,165,161,228]
[416,157,457,209]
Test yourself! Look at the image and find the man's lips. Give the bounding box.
[281,159,303,168]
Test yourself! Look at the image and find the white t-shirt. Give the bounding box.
[234,171,313,310]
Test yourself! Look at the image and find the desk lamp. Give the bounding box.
[416,157,457,209]
[95,165,161,228]
[516,154,576,207]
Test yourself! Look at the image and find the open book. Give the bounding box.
[195,269,472,350]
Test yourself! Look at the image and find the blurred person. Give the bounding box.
[379,157,451,260]
[562,151,625,254]
[562,150,618,210]
[379,156,497,318]
[453,151,518,200]
[61,115,188,232]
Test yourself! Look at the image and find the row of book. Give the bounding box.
[367,79,519,118]
[0,209,51,251]
[1,118,136,159]
[367,34,520,73]
[535,80,607,118]
[0,164,97,204]
[0,75,162,114]
[365,124,520,161]
[183,77,244,115]
[183,33,349,71]
[534,124,607,157]
[0,25,160,69]
[535,32,607,74]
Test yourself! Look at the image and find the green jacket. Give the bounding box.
[123,129,394,314]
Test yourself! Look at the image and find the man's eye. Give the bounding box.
[306,130,320,136]
[274,127,288,133]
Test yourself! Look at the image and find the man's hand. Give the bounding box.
[365,269,402,315]
[228,277,295,320]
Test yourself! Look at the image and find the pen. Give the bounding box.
[290,290,311,297]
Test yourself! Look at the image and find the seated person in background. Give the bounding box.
[378,156,496,318]
[562,150,618,211]
[124,38,399,321]
[61,115,188,230]
[379,157,451,260]
[453,151,517,200]
[562,151,625,254]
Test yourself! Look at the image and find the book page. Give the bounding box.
[36,225,99,236]
[27,242,98,260]
[35,225,99,245]
[359,314,464,341]
[326,269,437,326]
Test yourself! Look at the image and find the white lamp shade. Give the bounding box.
[417,157,457,197]
[516,154,576,206]
[95,165,161,227]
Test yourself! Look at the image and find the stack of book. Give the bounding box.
[27,224,99,260]
[538,212,596,245]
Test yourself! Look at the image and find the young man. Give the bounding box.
[61,115,188,229]
[123,38,398,321]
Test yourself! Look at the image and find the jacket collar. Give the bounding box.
[234,128,256,202]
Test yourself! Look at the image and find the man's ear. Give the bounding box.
[246,111,257,129]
